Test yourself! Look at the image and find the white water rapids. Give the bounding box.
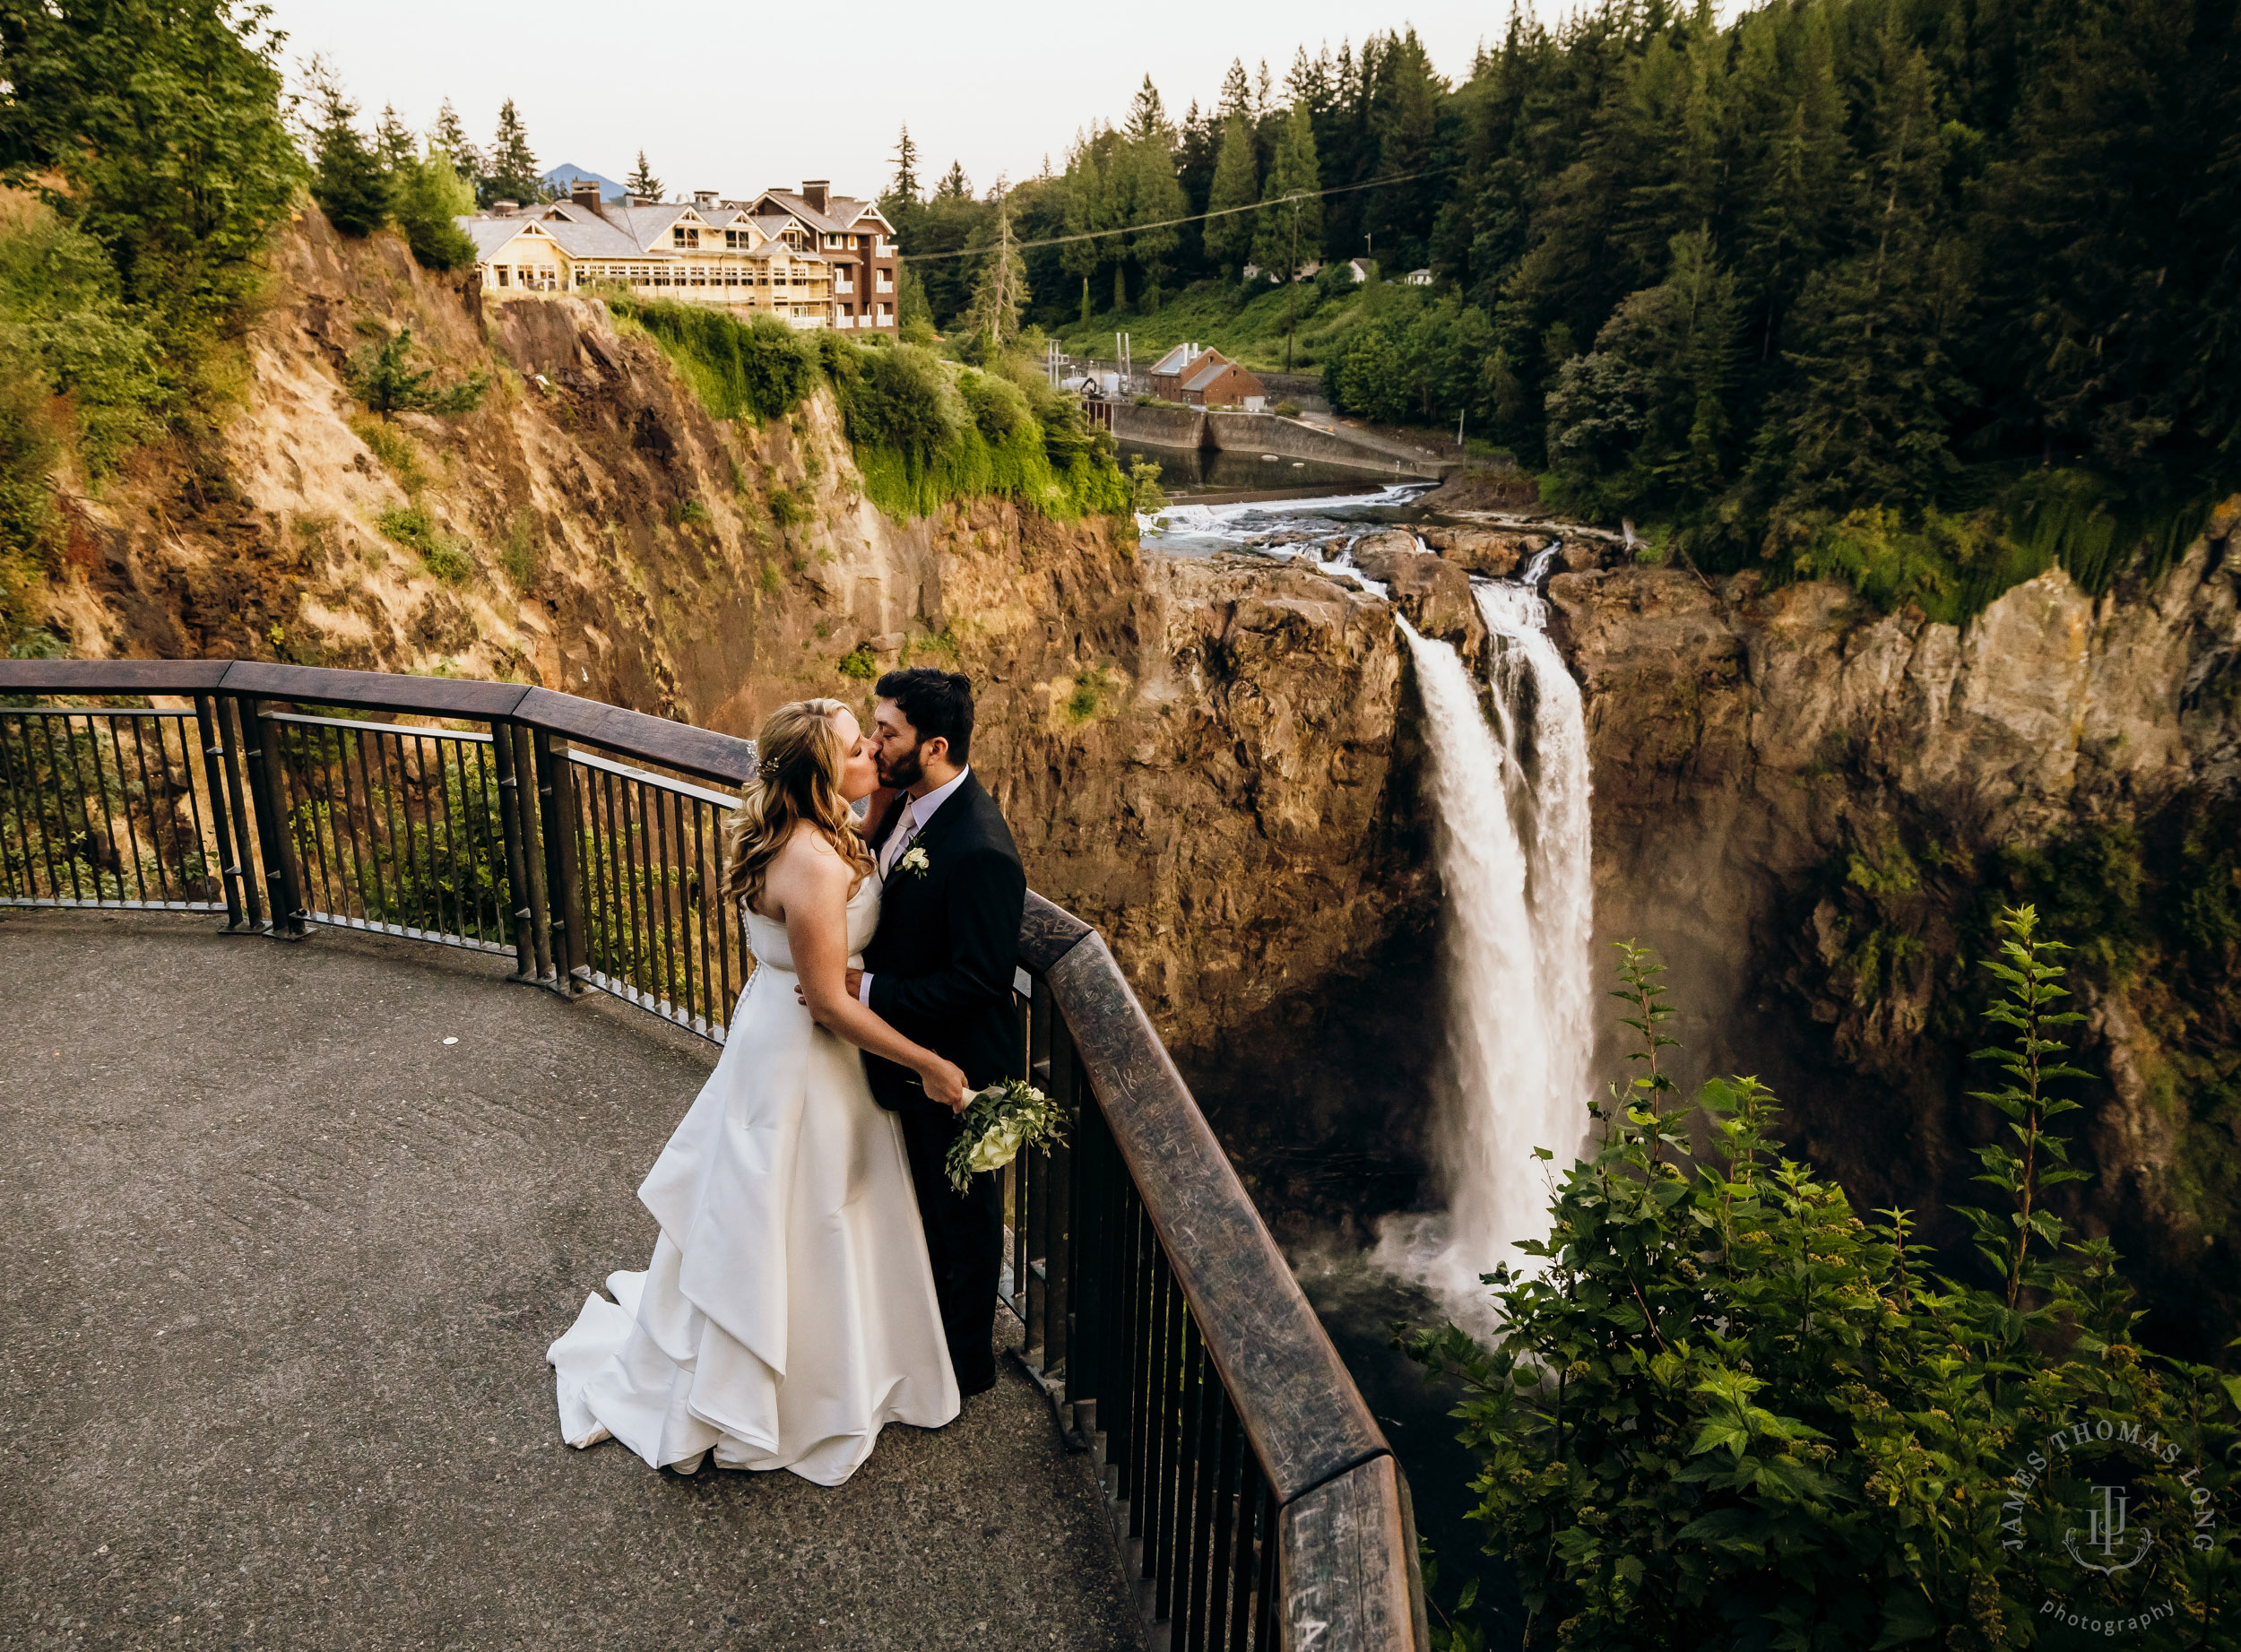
[1373,560,1596,1326]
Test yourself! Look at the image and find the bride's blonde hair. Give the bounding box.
[721,697,874,913]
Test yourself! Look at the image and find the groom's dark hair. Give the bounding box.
[877,667,974,765]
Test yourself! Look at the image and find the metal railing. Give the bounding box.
[0,659,1426,1652]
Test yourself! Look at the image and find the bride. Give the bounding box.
[548,696,970,1486]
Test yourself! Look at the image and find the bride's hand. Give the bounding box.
[917,1054,968,1113]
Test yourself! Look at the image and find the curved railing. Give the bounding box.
[0,659,1426,1652]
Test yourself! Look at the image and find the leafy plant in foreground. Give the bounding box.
[1404,906,2238,1651]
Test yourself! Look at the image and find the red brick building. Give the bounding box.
[744,182,899,333]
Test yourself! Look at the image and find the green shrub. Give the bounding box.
[351,417,427,492]
[611,299,818,422]
[498,513,541,590]
[1406,914,2240,1650]
[388,153,478,272]
[0,203,160,474]
[1274,399,1302,418]
[349,328,486,419]
[838,344,962,459]
[668,497,712,529]
[377,503,473,582]
[959,370,1031,444]
[767,487,805,530]
[835,647,878,680]
[421,541,472,584]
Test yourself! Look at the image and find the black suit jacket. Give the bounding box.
[861,773,1026,1114]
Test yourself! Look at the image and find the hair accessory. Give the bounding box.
[757,757,783,780]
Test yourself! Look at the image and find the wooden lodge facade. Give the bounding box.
[458,179,898,333]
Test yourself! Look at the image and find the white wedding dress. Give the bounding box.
[547,874,959,1486]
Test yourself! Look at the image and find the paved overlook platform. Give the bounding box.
[0,911,1142,1650]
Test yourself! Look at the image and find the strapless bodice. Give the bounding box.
[742,873,881,973]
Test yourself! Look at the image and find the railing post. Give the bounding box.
[191,695,248,932]
[512,723,555,983]
[238,696,306,938]
[532,728,586,991]
[489,717,538,980]
[215,696,267,932]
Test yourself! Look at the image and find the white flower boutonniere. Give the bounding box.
[899,845,931,879]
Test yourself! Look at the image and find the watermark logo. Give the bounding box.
[1998,1412,2227,1642]
[2064,1483,2152,1575]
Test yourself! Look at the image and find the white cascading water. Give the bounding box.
[1375,552,1596,1327]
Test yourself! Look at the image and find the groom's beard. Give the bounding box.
[879,740,925,792]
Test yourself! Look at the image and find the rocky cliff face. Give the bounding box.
[1544,509,2241,1352]
[48,212,1431,1060]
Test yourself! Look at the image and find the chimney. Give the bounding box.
[491,199,519,217]
[693,189,718,208]
[801,179,829,213]
[570,180,601,215]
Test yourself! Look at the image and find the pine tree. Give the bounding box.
[1217,58,1252,123]
[1204,111,1259,277]
[428,99,480,183]
[935,160,971,201]
[965,195,1028,350]
[1124,75,1169,145]
[305,57,388,238]
[1764,25,1966,518]
[1252,102,1322,279]
[626,150,661,201]
[373,104,415,174]
[484,99,542,206]
[887,125,921,206]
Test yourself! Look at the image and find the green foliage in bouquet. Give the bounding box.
[1402,908,2240,1651]
[945,1077,1068,1194]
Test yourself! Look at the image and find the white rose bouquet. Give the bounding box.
[944,1077,1068,1193]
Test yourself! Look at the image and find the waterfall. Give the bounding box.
[1375,567,1595,1327]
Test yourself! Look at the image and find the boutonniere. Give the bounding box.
[899,845,931,879]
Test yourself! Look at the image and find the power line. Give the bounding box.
[893,163,1462,265]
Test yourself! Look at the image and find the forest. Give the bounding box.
[894,0,2237,617]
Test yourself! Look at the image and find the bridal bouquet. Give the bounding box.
[945,1077,1068,1193]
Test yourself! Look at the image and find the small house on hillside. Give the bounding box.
[1178,354,1264,411]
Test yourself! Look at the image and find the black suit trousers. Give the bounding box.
[897,1109,1002,1394]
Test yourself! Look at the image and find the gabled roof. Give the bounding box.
[1151,343,1221,378]
[1183,356,1253,394]
[459,217,542,261]
[750,188,846,235]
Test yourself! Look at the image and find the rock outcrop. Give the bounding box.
[1546,515,2241,1352]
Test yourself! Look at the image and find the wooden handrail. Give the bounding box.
[0,656,1424,1648]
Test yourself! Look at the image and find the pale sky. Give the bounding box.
[264,0,1503,203]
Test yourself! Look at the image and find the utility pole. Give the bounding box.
[1289,198,1304,369]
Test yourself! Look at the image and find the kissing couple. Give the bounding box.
[548,668,1026,1486]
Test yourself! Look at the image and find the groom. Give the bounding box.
[851,668,1024,1397]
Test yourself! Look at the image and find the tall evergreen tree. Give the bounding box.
[965,196,1028,350]
[887,125,921,207]
[484,99,542,206]
[1252,102,1323,278]
[626,151,661,201]
[1217,58,1253,124]
[1763,25,1967,519]
[428,99,480,182]
[935,160,971,201]
[305,57,388,238]
[373,104,415,174]
[1204,111,1259,278]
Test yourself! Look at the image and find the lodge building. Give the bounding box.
[458,179,898,333]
